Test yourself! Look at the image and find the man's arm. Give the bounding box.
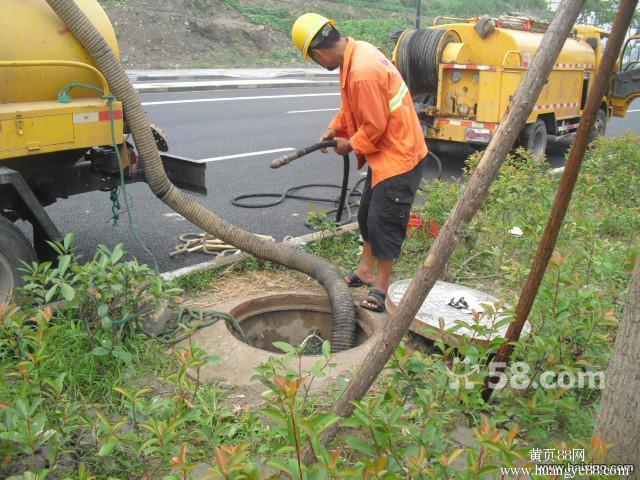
[328,104,347,132]
[349,80,389,156]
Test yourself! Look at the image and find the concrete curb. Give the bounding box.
[130,73,338,82]
[161,222,360,282]
[134,79,338,93]
[127,68,338,83]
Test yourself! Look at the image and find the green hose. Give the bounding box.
[60,83,246,344]
[59,82,160,268]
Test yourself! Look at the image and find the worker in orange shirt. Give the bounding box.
[292,14,428,312]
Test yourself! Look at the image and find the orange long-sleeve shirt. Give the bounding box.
[328,38,427,188]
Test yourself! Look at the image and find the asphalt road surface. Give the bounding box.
[39,87,640,273]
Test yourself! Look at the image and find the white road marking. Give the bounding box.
[142,92,339,106]
[627,109,640,112]
[196,147,295,163]
[287,108,339,114]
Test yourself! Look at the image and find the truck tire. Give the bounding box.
[589,109,607,143]
[0,216,36,302]
[518,120,548,162]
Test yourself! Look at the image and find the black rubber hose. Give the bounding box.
[46,0,357,352]
[426,150,443,181]
[270,141,337,168]
[243,141,355,225]
[235,141,363,226]
[396,29,446,95]
[272,143,353,225]
[235,146,442,222]
[336,154,349,223]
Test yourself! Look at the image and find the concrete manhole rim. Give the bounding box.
[182,290,387,388]
[224,291,379,358]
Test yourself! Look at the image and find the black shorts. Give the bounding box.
[357,158,425,260]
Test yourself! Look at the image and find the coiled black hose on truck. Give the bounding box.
[395,28,449,95]
[46,0,357,352]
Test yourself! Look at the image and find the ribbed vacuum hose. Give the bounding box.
[395,29,447,95]
[46,0,357,351]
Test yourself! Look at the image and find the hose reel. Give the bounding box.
[394,28,460,96]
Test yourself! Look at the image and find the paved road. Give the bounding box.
[40,87,640,273]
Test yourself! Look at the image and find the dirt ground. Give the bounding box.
[184,267,322,308]
[182,256,386,311]
[101,0,295,68]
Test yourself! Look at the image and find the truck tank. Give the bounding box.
[394,23,596,96]
[431,23,595,71]
[0,0,120,104]
[0,0,207,305]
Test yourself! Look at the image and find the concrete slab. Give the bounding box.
[386,279,530,347]
[161,222,360,282]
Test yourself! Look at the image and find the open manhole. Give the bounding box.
[179,291,385,387]
[227,292,376,354]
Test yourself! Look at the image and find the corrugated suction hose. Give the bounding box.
[45,0,357,352]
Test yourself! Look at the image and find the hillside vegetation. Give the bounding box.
[100,0,554,68]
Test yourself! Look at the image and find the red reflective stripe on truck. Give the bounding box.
[436,118,497,129]
[554,63,595,69]
[98,110,123,121]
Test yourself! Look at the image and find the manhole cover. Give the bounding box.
[386,280,529,345]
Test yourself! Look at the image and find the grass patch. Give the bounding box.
[219,0,553,55]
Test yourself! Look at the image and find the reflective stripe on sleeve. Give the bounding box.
[389,81,409,113]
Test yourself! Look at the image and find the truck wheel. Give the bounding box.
[518,120,548,162]
[0,216,36,302]
[589,109,607,143]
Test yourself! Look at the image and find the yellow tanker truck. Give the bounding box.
[392,15,640,158]
[0,0,205,297]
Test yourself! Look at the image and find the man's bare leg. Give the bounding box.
[362,257,393,310]
[346,240,376,284]
[373,258,393,293]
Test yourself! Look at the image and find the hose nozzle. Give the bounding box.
[270,151,301,169]
[269,141,338,169]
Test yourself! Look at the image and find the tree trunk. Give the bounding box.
[302,0,587,463]
[594,257,640,469]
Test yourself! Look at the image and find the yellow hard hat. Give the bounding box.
[291,13,336,60]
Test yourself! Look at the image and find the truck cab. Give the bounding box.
[611,34,640,116]
[577,26,640,117]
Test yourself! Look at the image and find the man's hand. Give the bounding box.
[334,137,353,155]
[319,128,337,153]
